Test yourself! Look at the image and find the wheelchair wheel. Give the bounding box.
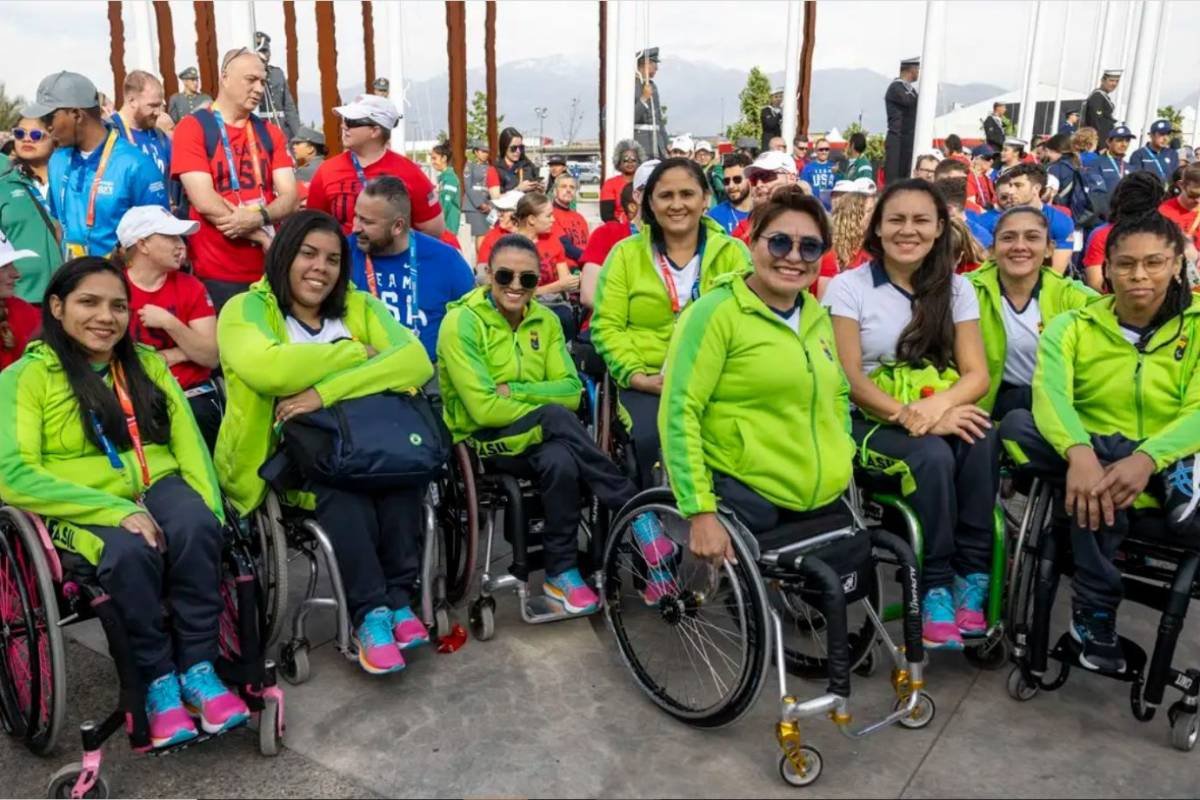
[0,508,67,756]
[47,763,109,799]
[252,493,290,649]
[603,490,771,728]
[779,747,822,787]
[1168,702,1199,752]
[438,445,478,604]
[1005,480,1055,636]
[772,567,883,682]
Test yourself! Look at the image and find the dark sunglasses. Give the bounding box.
[748,171,783,187]
[724,175,746,185]
[11,128,48,142]
[765,233,826,262]
[816,147,830,153]
[620,155,639,163]
[493,268,539,290]
[507,144,525,153]
[342,118,377,129]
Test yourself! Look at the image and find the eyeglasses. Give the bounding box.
[764,233,826,262]
[1109,254,1177,276]
[620,155,639,163]
[493,268,540,290]
[816,147,830,153]
[748,171,787,187]
[724,175,745,185]
[10,128,47,142]
[342,118,376,129]
[508,144,525,153]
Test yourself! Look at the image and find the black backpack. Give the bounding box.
[174,109,278,221]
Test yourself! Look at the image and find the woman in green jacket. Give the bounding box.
[661,185,855,562]
[968,207,1096,419]
[1000,212,1200,675]
[591,157,751,489]
[0,258,247,748]
[438,235,673,614]
[216,211,434,677]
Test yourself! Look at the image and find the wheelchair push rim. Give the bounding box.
[250,492,290,650]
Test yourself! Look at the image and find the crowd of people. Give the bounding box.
[0,42,1199,755]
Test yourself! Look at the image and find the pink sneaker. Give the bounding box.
[180,661,250,734]
[544,568,600,614]
[631,512,676,567]
[953,574,989,636]
[642,566,678,606]
[353,608,406,674]
[145,673,199,748]
[391,606,431,649]
[922,587,964,650]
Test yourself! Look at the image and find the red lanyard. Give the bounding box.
[85,130,119,228]
[657,251,683,314]
[363,254,379,297]
[110,361,152,498]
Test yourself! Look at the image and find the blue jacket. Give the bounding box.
[1083,154,1127,220]
[48,128,168,257]
[1128,145,1179,186]
[110,114,171,180]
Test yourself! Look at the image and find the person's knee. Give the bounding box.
[98,532,161,585]
[538,403,580,435]
[905,435,956,477]
[536,441,579,481]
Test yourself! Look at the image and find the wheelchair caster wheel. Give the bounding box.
[1006,665,1039,702]
[280,641,311,686]
[853,646,878,678]
[894,691,935,730]
[47,763,109,799]
[1168,702,1199,752]
[964,636,1010,671]
[433,606,452,639]
[778,747,822,787]
[258,695,282,757]
[469,598,495,642]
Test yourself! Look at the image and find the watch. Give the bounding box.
[258,204,271,225]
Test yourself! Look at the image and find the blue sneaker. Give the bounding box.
[922,587,964,650]
[642,566,678,606]
[1070,607,1126,674]
[544,568,600,615]
[354,607,406,674]
[180,661,250,734]
[952,573,989,636]
[631,512,676,567]
[391,606,431,650]
[145,672,198,748]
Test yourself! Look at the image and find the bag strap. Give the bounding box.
[196,108,275,162]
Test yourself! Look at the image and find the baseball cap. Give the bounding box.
[831,179,856,194]
[491,190,523,212]
[333,94,400,129]
[633,159,661,191]
[1107,124,1134,140]
[745,150,798,180]
[1149,119,1173,135]
[116,206,200,249]
[178,66,200,81]
[0,230,37,269]
[694,140,714,154]
[851,177,878,196]
[547,153,567,166]
[21,71,100,118]
[290,126,325,147]
[668,134,694,153]
[970,144,996,159]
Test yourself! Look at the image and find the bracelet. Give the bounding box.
[258,205,271,225]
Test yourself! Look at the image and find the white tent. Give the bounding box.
[933,83,1091,139]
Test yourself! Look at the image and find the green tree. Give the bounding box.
[1156,105,1184,134]
[725,67,772,142]
[467,90,503,145]
[842,121,886,165]
[0,83,27,130]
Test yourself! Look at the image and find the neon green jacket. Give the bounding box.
[437,287,581,453]
[969,262,1097,412]
[591,218,751,388]
[0,341,221,528]
[660,274,854,517]
[216,279,433,515]
[1032,297,1200,471]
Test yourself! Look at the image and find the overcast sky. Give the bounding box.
[3,1,1197,119]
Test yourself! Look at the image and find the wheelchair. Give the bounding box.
[602,488,933,787]
[1005,475,1200,751]
[0,505,283,799]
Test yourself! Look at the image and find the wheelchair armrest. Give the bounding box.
[762,526,857,571]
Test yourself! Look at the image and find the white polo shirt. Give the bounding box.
[1000,293,1041,386]
[822,261,980,375]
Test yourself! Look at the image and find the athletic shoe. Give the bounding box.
[391,606,431,650]
[180,661,250,734]
[544,568,600,615]
[953,573,989,636]
[922,587,964,650]
[1070,607,1126,674]
[353,607,406,674]
[1164,457,1200,535]
[631,512,676,567]
[642,566,678,606]
[145,672,198,748]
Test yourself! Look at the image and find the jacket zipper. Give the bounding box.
[804,343,823,508]
[1134,351,1145,439]
[513,329,524,381]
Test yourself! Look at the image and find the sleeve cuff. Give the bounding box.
[678,491,717,518]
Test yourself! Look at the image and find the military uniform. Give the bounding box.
[167,91,211,123]
[463,155,492,237]
[633,47,667,160]
[1083,88,1116,143]
[884,68,918,184]
[760,105,782,151]
[983,114,1007,151]
[254,32,301,141]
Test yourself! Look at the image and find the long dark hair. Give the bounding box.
[41,257,169,450]
[264,210,352,320]
[1105,211,1192,332]
[496,127,526,167]
[640,157,710,253]
[863,178,959,370]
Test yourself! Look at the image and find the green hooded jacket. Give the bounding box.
[591,217,751,388]
[1029,297,1200,472]
[215,279,433,515]
[660,273,854,517]
[0,341,221,536]
[437,287,581,455]
[968,261,1097,411]
[0,156,61,303]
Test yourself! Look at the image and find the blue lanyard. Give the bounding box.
[1142,148,1166,178]
[350,152,368,187]
[363,234,420,329]
[211,110,241,192]
[1106,155,1125,177]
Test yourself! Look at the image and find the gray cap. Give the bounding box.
[290,126,325,146]
[178,66,200,81]
[373,77,390,91]
[469,139,490,151]
[21,71,100,118]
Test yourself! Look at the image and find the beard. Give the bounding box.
[359,230,395,254]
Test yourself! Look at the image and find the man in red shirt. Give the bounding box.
[600,138,644,223]
[172,49,298,310]
[306,94,444,239]
[0,232,40,371]
[549,173,589,267]
[1159,163,1200,257]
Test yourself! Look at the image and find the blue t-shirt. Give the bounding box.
[707,201,749,235]
[48,130,169,257]
[348,230,475,361]
[1042,204,1075,250]
[110,114,171,180]
[965,212,994,249]
[801,161,837,207]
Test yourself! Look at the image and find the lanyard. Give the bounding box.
[363,235,421,328]
[655,245,702,315]
[74,130,119,230]
[114,113,137,146]
[212,110,266,201]
[1142,148,1166,178]
[350,152,369,187]
[109,361,153,499]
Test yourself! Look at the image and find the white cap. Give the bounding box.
[633,159,661,191]
[745,150,798,180]
[694,140,714,153]
[667,134,694,154]
[916,148,944,163]
[116,206,199,249]
[333,94,401,129]
[1004,136,1028,150]
[491,190,524,211]
[852,177,877,196]
[0,229,37,268]
[1045,173,1061,192]
[831,179,856,194]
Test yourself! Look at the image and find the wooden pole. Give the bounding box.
[154,1,177,97]
[316,1,342,154]
[446,1,468,178]
[797,0,817,136]
[598,0,607,183]
[194,1,219,98]
[485,1,498,156]
[283,1,300,102]
[108,1,127,107]
[362,1,376,92]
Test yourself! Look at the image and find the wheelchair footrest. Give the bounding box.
[522,593,599,624]
[1049,632,1148,682]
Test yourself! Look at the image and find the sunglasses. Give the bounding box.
[764,233,826,262]
[493,268,540,290]
[620,156,639,164]
[749,171,785,187]
[508,144,525,153]
[342,118,377,129]
[11,128,48,142]
[816,147,830,153]
[724,175,745,185]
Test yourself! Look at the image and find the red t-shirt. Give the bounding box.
[600,175,631,224]
[552,206,590,267]
[476,225,509,266]
[485,166,501,190]
[0,296,40,371]
[536,233,568,286]
[306,150,441,234]
[1083,224,1112,268]
[126,271,216,388]
[171,114,293,283]
[580,221,634,266]
[440,230,462,251]
[1159,198,1200,249]
[732,217,750,244]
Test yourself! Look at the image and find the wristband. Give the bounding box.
[258,204,271,225]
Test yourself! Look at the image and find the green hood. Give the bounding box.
[0,156,61,303]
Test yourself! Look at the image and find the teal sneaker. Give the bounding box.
[145,672,198,748]
[354,607,406,674]
[391,606,431,650]
[922,587,964,650]
[180,661,250,734]
[544,568,600,615]
[953,573,989,636]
